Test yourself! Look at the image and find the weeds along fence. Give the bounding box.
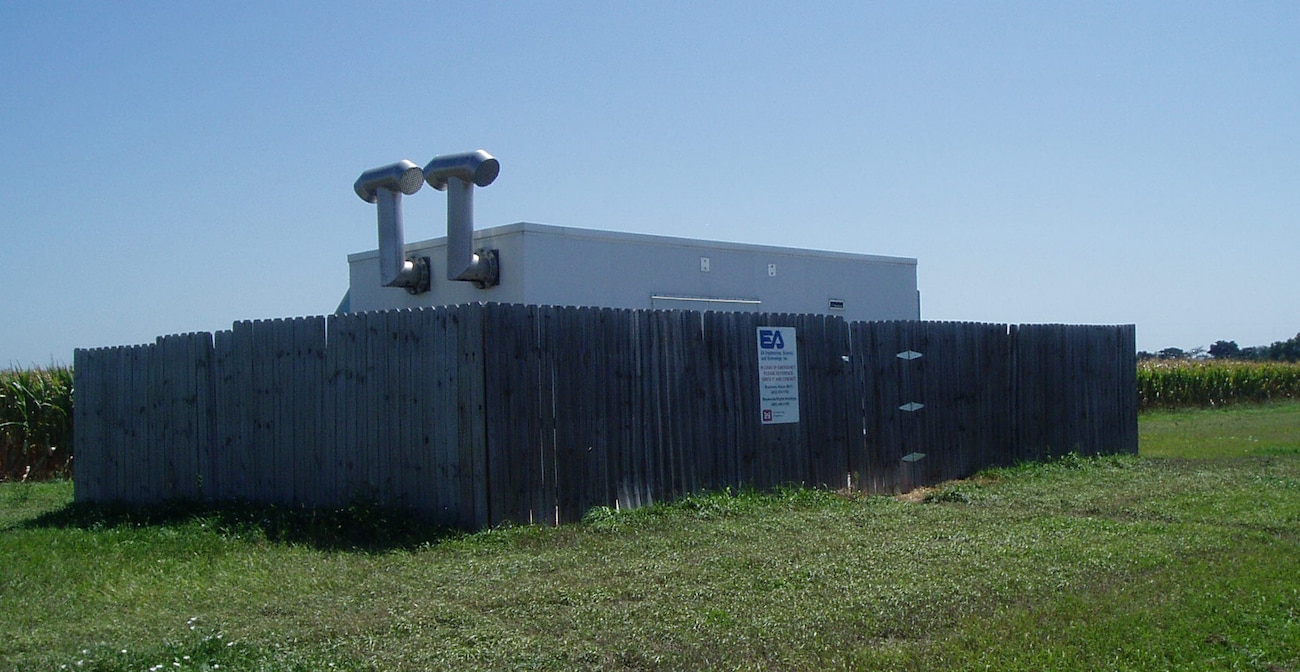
[74,304,1137,528]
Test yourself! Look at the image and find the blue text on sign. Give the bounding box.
[759,329,785,349]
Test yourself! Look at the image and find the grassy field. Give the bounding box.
[1141,400,1300,459]
[2,403,1298,671]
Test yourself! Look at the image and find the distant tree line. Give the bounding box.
[1138,333,1300,362]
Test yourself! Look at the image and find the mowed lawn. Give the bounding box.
[2,403,1298,671]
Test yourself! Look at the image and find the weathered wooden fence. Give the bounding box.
[73,304,1137,528]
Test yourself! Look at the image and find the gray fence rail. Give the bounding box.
[74,304,1137,529]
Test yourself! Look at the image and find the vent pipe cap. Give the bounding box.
[424,149,499,190]
[354,160,425,203]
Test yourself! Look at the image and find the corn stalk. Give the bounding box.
[0,366,74,481]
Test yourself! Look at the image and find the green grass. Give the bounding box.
[1140,399,1300,459]
[2,405,1299,671]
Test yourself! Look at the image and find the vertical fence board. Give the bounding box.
[136,344,157,503]
[377,310,395,506]
[210,330,232,502]
[641,311,666,504]
[175,333,204,501]
[102,348,124,499]
[552,305,574,522]
[156,336,179,501]
[388,311,406,508]
[524,305,551,521]
[309,316,328,506]
[231,322,256,501]
[289,317,325,508]
[188,332,209,500]
[104,348,122,501]
[247,321,269,502]
[127,345,147,502]
[289,319,308,506]
[536,305,559,525]
[702,311,735,492]
[424,308,447,520]
[488,303,515,524]
[258,320,280,504]
[799,314,851,489]
[693,311,717,494]
[194,332,216,502]
[407,309,428,515]
[327,313,357,505]
[420,307,449,522]
[71,349,92,502]
[273,319,295,504]
[455,304,488,529]
[623,309,651,509]
[621,309,640,509]
[673,310,699,498]
[575,306,602,521]
[393,310,409,508]
[553,306,588,523]
[1118,324,1139,455]
[436,306,456,519]
[403,308,427,516]
[482,304,513,525]
[101,348,121,502]
[357,312,378,502]
[321,315,341,508]
[590,309,614,516]
[862,322,885,490]
[396,308,416,507]
[156,334,199,501]
[403,310,425,510]
[100,347,121,501]
[72,349,100,502]
[414,307,436,519]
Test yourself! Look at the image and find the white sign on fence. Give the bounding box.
[757,326,799,425]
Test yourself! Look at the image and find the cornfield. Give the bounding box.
[1138,359,1300,410]
[1,365,74,481]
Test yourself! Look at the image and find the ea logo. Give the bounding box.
[759,329,785,350]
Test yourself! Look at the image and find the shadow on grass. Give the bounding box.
[18,498,468,553]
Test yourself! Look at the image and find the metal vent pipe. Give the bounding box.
[424,149,501,288]
[354,160,430,293]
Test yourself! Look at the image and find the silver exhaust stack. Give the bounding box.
[424,149,501,288]
[354,160,430,294]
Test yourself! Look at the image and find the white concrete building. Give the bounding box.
[341,222,920,322]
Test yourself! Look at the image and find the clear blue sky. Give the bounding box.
[3,1,1297,366]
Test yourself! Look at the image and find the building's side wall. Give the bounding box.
[346,223,920,321]
[515,227,919,322]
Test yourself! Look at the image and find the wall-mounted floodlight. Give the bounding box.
[423,149,501,288]
[354,160,430,294]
